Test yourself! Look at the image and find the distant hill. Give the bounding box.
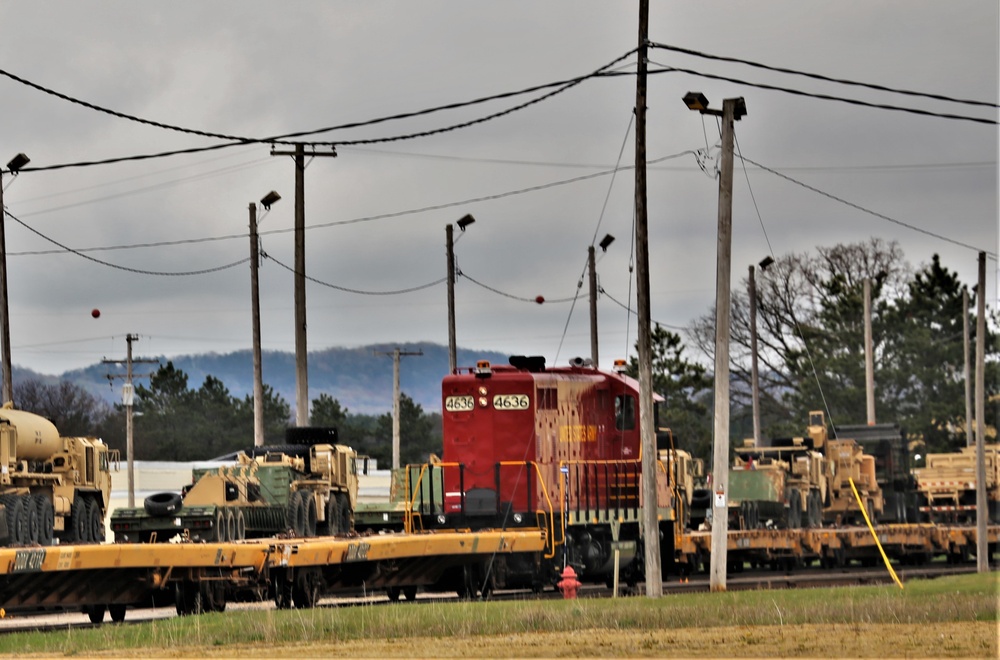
[13,343,513,415]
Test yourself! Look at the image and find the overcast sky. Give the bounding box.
[0,2,996,378]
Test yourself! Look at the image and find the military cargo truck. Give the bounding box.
[111,430,359,543]
[0,403,118,546]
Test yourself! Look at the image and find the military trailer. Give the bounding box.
[112,429,359,543]
[914,443,1000,524]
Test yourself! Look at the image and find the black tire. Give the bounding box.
[86,604,106,624]
[23,495,40,545]
[86,497,104,543]
[807,491,822,529]
[213,509,227,542]
[787,489,802,529]
[34,494,55,546]
[336,493,352,534]
[144,492,183,517]
[70,494,88,543]
[302,492,317,538]
[5,495,25,545]
[287,492,306,537]
[325,496,340,536]
[108,604,127,623]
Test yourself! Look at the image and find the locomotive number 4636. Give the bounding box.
[445,395,475,412]
[492,394,530,410]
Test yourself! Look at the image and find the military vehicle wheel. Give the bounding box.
[235,509,246,540]
[34,494,54,546]
[224,508,236,542]
[787,489,802,529]
[336,493,352,534]
[86,604,106,624]
[22,495,40,545]
[865,499,877,526]
[213,510,227,542]
[70,494,88,543]
[86,497,104,543]
[144,492,183,517]
[286,493,306,537]
[109,604,127,623]
[4,495,25,545]
[807,491,823,528]
[302,493,318,537]
[325,496,340,536]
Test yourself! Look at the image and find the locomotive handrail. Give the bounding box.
[403,462,460,534]
[495,460,559,558]
[558,458,644,545]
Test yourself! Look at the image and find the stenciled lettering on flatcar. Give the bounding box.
[344,542,371,562]
[12,549,46,573]
[558,425,597,443]
[492,394,530,411]
[445,395,475,412]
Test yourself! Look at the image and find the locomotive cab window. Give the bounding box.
[615,394,636,431]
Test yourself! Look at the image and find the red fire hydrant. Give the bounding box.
[557,565,582,599]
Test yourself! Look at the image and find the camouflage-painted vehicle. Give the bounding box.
[111,431,359,543]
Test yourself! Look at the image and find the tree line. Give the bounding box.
[14,364,441,466]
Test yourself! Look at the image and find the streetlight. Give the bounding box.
[447,214,475,373]
[684,92,746,593]
[0,153,29,405]
[250,191,280,447]
[589,234,615,367]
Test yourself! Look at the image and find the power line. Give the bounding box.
[459,271,577,304]
[739,155,998,258]
[3,209,248,276]
[599,287,688,331]
[649,42,999,109]
[266,254,446,295]
[626,64,998,125]
[4,49,638,174]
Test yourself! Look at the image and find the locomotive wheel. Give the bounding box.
[807,492,822,528]
[34,494,55,546]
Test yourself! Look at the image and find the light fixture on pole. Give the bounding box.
[0,153,29,405]
[684,92,746,593]
[250,191,280,447]
[447,214,475,373]
[749,255,772,450]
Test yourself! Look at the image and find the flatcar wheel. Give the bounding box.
[386,586,401,602]
[86,604,106,624]
[403,586,418,601]
[109,604,127,623]
[274,573,294,610]
[292,569,321,609]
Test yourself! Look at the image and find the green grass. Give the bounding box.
[2,573,997,657]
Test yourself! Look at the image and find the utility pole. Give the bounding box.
[963,289,972,447]
[269,143,337,426]
[249,192,281,447]
[684,92,746,593]
[749,265,761,446]
[974,252,987,573]
[376,347,423,469]
[633,0,662,599]
[589,246,600,368]
[0,153,30,405]
[103,334,157,507]
[864,278,876,425]
[446,214,475,374]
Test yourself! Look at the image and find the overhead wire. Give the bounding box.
[3,209,248,276]
[266,254,446,296]
[4,49,639,174]
[649,42,999,109]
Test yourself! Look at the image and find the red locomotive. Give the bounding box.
[418,355,676,592]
